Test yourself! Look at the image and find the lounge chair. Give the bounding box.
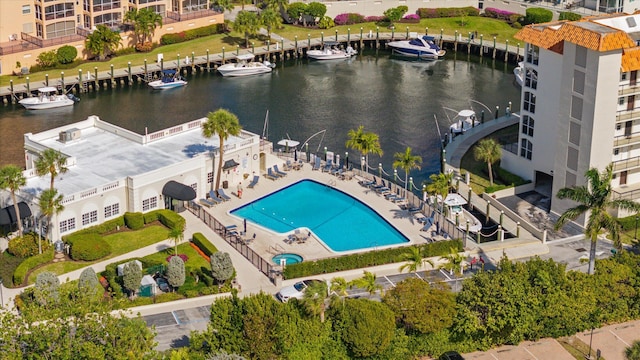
[408,202,424,213]
[199,198,216,207]
[243,233,256,245]
[420,217,434,231]
[274,164,287,177]
[322,159,333,173]
[209,190,225,203]
[298,231,311,243]
[331,163,342,176]
[285,160,293,170]
[266,168,278,180]
[248,175,259,188]
[217,188,231,201]
[312,157,321,171]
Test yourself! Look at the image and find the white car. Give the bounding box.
[275,279,323,303]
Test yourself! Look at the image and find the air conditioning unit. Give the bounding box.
[58,128,81,143]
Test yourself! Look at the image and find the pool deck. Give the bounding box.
[200,159,435,264]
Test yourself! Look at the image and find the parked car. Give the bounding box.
[439,351,465,360]
[275,279,324,302]
[155,277,171,293]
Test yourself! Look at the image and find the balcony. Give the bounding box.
[618,83,640,96]
[616,109,640,123]
[614,133,640,148]
[613,155,640,173]
[166,9,220,22]
[0,29,87,56]
[612,182,640,200]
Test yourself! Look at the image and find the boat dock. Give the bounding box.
[1,32,524,104]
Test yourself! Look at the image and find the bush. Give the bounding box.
[159,24,224,46]
[334,13,365,25]
[124,212,144,230]
[8,233,49,258]
[283,240,462,279]
[157,209,185,230]
[483,7,520,21]
[143,210,160,224]
[63,216,125,244]
[114,46,136,56]
[559,11,582,21]
[417,7,479,19]
[191,232,218,257]
[135,42,153,52]
[13,250,55,286]
[365,16,387,23]
[167,254,189,263]
[56,45,77,64]
[524,8,553,25]
[70,234,111,261]
[36,50,58,68]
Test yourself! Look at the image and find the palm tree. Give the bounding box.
[169,225,185,256]
[302,280,329,322]
[393,147,422,193]
[264,0,289,13]
[85,25,121,60]
[212,0,235,13]
[345,126,383,174]
[260,8,282,38]
[0,165,27,237]
[349,271,382,295]
[626,340,640,360]
[34,148,68,192]
[473,138,502,186]
[425,172,454,213]
[38,189,64,254]
[439,247,464,276]
[124,8,163,46]
[202,109,242,193]
[234,11,261,48]
[398,246,434,273]
[555,164,640,274]
[330,277,349,298]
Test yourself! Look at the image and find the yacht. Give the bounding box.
[19,87,77,110]
[148,70,187,90]
[218,54,275,77]
[387,35,446,60]
[307,42,357,60]
[443,193,482,233]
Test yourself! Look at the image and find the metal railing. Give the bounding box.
[166,9,219,22]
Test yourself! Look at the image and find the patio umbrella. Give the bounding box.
[294,150,298,161]
[243,218,247,234]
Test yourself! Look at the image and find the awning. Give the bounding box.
[0,202,32,225]
[162,181,196,201]
[222,159,240,170]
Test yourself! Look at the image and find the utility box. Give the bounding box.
[223,180,228,189]
[157,53,163,63]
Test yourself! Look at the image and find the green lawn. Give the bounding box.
[26,225,170,284]
[0,17,519,86]
[141,242,210,272]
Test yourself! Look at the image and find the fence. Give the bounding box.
[187,202,277,282]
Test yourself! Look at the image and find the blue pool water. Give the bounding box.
[231,180,410,252]
[272,253,304,265]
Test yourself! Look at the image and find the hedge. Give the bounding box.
[191,232,218,257]
[70,234,111,261]
[525,8,553,24]
[417,7,479,19]
[13,250,55,286]
[283,239,462,279]
[160,24,225,45]
[559,11,582,21]
[143,210,160,224]
[157,209,185,230]
[334,13,366,25]
[62,216,125,244]
[8,232,50,258]
[124,212,144,230]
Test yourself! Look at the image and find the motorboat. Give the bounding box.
[218,54,275,77]
[449,109,480,135]
[19,87,77,110]
[148,70,187,90]
[307,41,357,60]
[387,35,446,60]
[443,193,482,233]
[514,61,524,87]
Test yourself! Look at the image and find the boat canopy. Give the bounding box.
[444,193,468,206]
[162,70,177,75]
[37,87,58,93]
[277,139,300,147]
[237,54,255,61]
[323,41,339,46]
[458,110,475,118]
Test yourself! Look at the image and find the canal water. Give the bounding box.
[0,50,521,186]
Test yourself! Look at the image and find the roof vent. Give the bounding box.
[626,17,637,28]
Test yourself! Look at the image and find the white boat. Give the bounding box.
[449,109,480,135]
[514,61,524,87]
[148,70,187,90]
[387,35,446,60]
[307,42,357,60]
[19,87,76,110]
[443,193,482,233]
[218,54,275,77]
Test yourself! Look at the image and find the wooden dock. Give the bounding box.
[1,32,523,104]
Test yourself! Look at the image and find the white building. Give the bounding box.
[11,115,263,241]
[502,13,640,226]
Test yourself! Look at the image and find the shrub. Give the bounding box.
[56,45,77,64]
[524,8,553,25]
[283,240,462,279]
[143,210,160,224]
[167,254,189,263]
[496,167,529,187]
[159,24,224,46]
[365,16,387,23]
[114,46,136,56]
[135,42,153,52]
[334,13,365,25]
[124,212,144,230]
[484,7,519,21]
[417,7,479,19]
[36,50,58,68]
[191,232,218,257]
[167,256,186,288]
[210,252,234,284]
[8,233,49,258]
[63,216,125,244]
[157,209,185,230]
[13,250,55,286]
[559,11,582,21]
[317,16,335,29]
[70,234,111,261]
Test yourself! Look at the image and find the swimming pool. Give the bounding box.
[231,179,410,252]
[272,253,304,265]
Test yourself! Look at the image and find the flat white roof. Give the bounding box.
[23,116,256,197]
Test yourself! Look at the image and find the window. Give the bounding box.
[182,0,208,12]
[622,73,628,81]
[190,183,197,193]
[614,148,620,155]
[575,46,587,68]
[82,210,98,225]
[104,203,120,218]
[60,218,76,233]
[526,45,539,65]
[46,21,75,39]
[525,69,538,89]
[524,92,536,113]
[84,0,90,12]
[93,0,121,12]
[44,2,74,21]
[620,97,626,105]
[35,5,42,20]
[207,172,213,183]
[573,70,585,95]
[520,139,532,160]
[522,115,534,136]
[36,23,43,38]
[22,5,31,14]
[93,12,121,27]
[571,96,583,120]
[142,196,158,211]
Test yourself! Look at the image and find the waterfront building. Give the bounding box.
[504,13,640,226]
[4,115,262,241]
[0,1,223,75]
